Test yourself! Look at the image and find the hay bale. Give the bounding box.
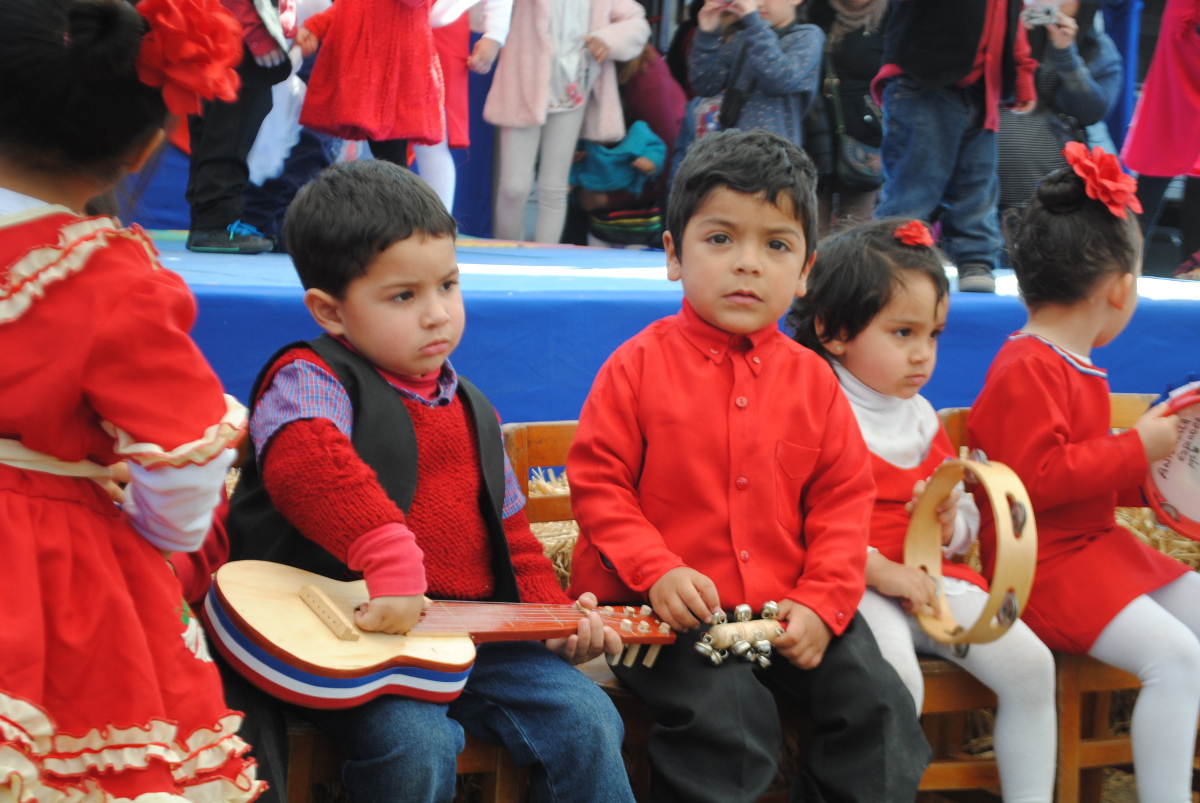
[1116,507,1200,570]
[527,468,579,589]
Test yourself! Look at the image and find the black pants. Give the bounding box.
[186,45,291,230]
[366,138,409,166]
[611,613,930,803]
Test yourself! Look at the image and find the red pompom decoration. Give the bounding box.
[894,220,934,248]
[1062,141,1143,220]
[135,0,244,118]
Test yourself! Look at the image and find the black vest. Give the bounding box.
[882,0,1022,100]
[226,334,521,603]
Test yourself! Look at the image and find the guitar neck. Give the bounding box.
[412,601,674,646]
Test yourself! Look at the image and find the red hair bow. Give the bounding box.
[1062,141,1143,220]
[135,0,244,118]
[894,220,933,248]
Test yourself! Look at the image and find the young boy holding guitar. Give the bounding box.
[221,160,637,803]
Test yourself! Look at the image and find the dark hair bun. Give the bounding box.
[66,0,144,83]
[1036,167,1087,215]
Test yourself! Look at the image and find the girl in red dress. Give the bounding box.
[969,143,1199,800]
[295,0,443,165]
[0,2,261,802]
[789,219,1057,801]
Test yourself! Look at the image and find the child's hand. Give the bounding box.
[632,156,657,175]
[585,36,610,63]
[648,567,721,631]
[872,562,940,618]
[102,460,132,504]
[254,47,288,68]
[771,601,832,669]
[1010,99,1037,114]
[725,0,757,17]
[354,594,425,634]
[697,1,729,32]
[295,26,319,58]
[545,592,624,664]
[467,37,501,74]
[1135,403,1182,462]
[905,480,960,547]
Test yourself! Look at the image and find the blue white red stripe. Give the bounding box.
[202,586,473,708]
[1008,333,1108,378]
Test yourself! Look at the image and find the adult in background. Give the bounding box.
[997,1,1121,214]
[807,0,888,235]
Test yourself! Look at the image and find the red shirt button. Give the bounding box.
[735,475,749,490]
[740,550,750,563]
[735,396,748,408]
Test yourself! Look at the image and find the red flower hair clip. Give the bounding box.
[894,220,934,248]
[135,0,243,118]
[1062,141,1143,220]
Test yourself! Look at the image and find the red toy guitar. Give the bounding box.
[203,560,673,708]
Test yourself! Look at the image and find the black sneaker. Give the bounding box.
[187,220,274,254]
[957,263,996,293]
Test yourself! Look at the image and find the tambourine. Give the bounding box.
[1143,380,1200,542]
[904,456,1037,645]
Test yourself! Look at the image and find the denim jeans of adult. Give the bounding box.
[300,640,634,803]
[875,77,1002,272]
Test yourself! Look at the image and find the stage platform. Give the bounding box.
[160,233,1200,424]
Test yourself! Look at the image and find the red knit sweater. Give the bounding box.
[258,350,569,605]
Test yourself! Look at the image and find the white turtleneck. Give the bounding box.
[833,361,978,558]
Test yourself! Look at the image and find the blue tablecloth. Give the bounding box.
[164,237,1200,422]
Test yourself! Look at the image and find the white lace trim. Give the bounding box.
[0,218,158,325]
[103,397,247,469]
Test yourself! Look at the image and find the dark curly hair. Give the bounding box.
[786,218,949,361]
[1005,166,1142,310]
[0,0,168,182]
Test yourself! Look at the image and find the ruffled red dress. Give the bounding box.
[967,334,1188,653]
[300,0,445,144]
[0,207,260,803]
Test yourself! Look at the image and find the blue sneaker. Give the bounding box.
[187,220,274,254]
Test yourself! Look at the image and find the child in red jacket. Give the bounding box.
[567,128,929,802]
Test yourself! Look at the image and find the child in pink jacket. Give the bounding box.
[484,0,649,243]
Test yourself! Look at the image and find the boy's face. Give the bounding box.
[665,187,814,335]
[830,274,946,400]
[306,235,464,378]
[757,0,802,28]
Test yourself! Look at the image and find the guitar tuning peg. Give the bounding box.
[608,647,625,666]
[732,640,753,661]
[639,605,653,617]
[734,604,753,622]
[637,620,651,634]
[658,622,672,635]
[622,644,644,667]
[711,609,727,625]
[756,654,771,670]
[761,601,779,619]
[642,644,662,668]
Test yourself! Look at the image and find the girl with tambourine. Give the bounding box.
[969,143,1200,801]
[788,219,1057,801]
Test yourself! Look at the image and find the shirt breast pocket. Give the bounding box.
[775,440,820,533]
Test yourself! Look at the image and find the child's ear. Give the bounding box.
[1107,271,1135,310]
[794,251,817,297]
[664,230,683,282]
[126,129,166,175]
[816,319,849,355]
[303,288,347,335]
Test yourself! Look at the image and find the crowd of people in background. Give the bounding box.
[177,0,1200,292]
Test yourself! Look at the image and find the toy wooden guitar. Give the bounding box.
[203,560,674,709]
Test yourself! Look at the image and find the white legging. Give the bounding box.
[858,586,1057,802]
[1088,571,1200,803]
[492,105,587,243]
[413,139,458,213]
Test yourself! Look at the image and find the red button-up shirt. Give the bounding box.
[566,301,874,634]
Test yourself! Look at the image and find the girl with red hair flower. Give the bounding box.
[0,1,263,802]
[970,145,1200,801]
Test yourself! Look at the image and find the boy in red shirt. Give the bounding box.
[567,128,929,801]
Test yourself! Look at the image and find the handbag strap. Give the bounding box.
[823,51,850,136]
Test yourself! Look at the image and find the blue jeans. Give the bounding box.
[300,641,633,803]
[875,77,1002,271]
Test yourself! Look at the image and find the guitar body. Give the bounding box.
[204,561,673,709]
